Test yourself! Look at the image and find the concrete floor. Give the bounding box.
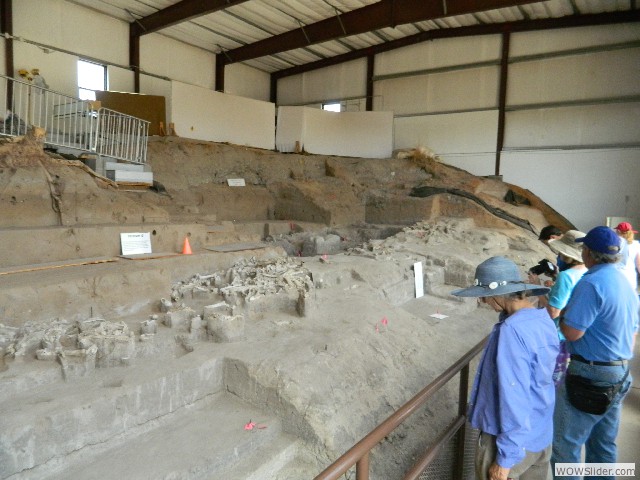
[617,339,640,463]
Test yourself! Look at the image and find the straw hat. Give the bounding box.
[548,230,586,263]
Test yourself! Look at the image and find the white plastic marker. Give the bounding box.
[414,261,424,298]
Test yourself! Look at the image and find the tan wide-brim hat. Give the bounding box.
[548,229,587,263]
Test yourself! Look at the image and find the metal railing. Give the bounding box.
[0,74,149,164]
[0,74,97,150]
[314,336,488,480]
[94,107,149,164]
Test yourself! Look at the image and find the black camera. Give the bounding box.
[529,259,557,277]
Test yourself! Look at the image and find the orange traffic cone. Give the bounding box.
[182,237,193,255]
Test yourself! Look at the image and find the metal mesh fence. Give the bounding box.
[418,424,479,480]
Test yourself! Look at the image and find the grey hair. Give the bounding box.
[588,250,621,264]
[505,291,529,300]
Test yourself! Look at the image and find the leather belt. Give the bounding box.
[571,354,628,367]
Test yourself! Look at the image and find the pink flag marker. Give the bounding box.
[381,317,388,326]
[244,420,256,431]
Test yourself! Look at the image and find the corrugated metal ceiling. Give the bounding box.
[68,0,638,73]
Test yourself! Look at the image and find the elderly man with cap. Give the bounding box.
[552,226,639,477]
[452,256,559,480]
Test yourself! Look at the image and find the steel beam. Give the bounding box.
[223,0,542,64]
[131,0,250,37]
[273,10,640,80]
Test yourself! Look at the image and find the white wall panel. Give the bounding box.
[277,75,304,105]
[12,0,268,103]
[438,153,496,177]
[108,66,134,94]
[394,110,498,154]
[275,107,305,152]
[375,24,640,229]
[375,35,502,76]
[14,0,127,66]
[508,48,640,105]
[501,149,640,232]
[14,42,78,97]
[140,34,215,90]
[511,23,640,56]
[171,81,274,150]
[376,67,498,114]
[505,103,640,148]
[276,107,393,158]
[277,59,366,105]
[225,63,270,102]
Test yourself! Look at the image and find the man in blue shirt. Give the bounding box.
[552,226,639,478]
[452,256,559,480]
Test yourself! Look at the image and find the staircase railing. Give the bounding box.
[0,74,149,165]
[0,74,96,151]
[93,107,149,165]
[314,336,488,480]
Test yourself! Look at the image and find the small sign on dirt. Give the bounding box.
[120,232,152,256]
[227,178,246,187]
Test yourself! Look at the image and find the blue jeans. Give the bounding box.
[551,360,631,480]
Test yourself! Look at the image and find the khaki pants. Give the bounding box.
[476,432,552,480]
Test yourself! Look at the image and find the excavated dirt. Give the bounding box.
[0,131,575,479]
[1,133,573,232]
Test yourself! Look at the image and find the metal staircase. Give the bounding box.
[0,73,152,185]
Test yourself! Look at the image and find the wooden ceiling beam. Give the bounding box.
[222,0,543,64]
[131,0,250,37]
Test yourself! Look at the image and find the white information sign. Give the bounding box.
[227,178,246,186]
[414,261,424,298]
[120,232,152,256]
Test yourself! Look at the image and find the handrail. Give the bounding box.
[314,336,488,480]
[0,74,149,165]
[94,107,150,164]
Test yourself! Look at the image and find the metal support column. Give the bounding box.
[495,31,510,176]
[366,54,375,111]
[215,54,226,92]
[129,26,140,93]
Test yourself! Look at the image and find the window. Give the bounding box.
[77,60,107,100]
[322,102,342,112]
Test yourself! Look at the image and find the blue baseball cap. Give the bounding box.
[575,226,621,254]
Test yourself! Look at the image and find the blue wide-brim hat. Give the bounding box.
[451,256,550,298]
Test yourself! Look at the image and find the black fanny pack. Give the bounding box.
[565,369,629,415]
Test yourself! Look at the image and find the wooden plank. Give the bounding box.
[119,252,182,260]
[205,242,267,252]
[118,183,153,191]
[0,257,116,276]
